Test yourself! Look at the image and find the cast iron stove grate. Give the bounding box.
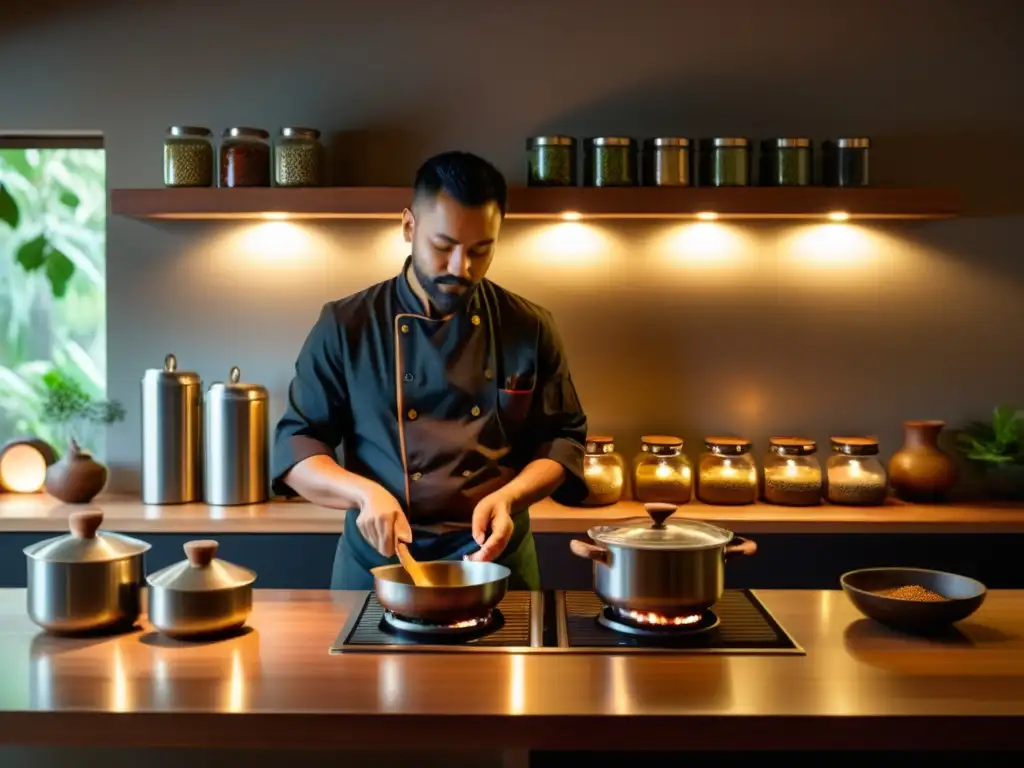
[330,590,538,653]
[559,589,804,654]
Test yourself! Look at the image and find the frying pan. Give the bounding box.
[371,560,510,624]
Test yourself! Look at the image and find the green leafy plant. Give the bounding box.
[956,406,1024,467]
[39,369,124,453]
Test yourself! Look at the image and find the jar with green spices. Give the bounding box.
[163,126,214,187]
[824,137,870,186]
[699,138,750,186]
[583,137,637,187]
[219,127,271,188]
[526,136,577,186]
[642,137,690,186]
[759,138,812,186]
[274,127,325,187]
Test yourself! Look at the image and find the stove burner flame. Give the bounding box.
[381,609,496,637]
[620,609,703,627]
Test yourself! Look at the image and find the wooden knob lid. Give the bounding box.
[644,502,677,528]
[69,511,103,539]
[184,540,219,568]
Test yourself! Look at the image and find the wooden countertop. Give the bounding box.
[0,588,1023,751]
[2,492,1024,534]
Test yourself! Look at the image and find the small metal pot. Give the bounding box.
[570,503,757,616]
[23,510,151,634]
[147,539,256,639]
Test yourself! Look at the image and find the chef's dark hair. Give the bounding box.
[412,151,507,217]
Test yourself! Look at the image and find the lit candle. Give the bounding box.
[827,459,888,506]
[764,460,822,506]
[698,460,758,505]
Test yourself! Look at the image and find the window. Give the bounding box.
[0,134,108,456]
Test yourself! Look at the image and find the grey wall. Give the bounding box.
[1,0,1023,494]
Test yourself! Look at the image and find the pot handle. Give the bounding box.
[570,539,611,567]
[724,536,757,559]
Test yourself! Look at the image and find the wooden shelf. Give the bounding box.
[110,186,961,222]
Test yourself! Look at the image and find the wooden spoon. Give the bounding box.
[396,539,432,587]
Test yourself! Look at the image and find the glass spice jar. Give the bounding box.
[697,437,758,505]
[826,436,888,506]
[763,437,823,506]
[700,138,750,186]
[526,136,577,187]
[220,127,271,187]
[823,137,870,187]
[163,126,214,187]
[581,435,626,506]
[632,435,692,504]
[274,127,325,187]
[642,137,691,186]
[759,138,812,186]
[583,137,638,187]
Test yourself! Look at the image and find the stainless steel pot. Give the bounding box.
[570,502,757,616]
[23,510,151,634]
[147,539,256,639]
[371,560,510,624]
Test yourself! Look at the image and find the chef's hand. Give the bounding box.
[356,487,412,558]
[467,493,515,562]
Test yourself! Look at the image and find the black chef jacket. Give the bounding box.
[271,257,589,530]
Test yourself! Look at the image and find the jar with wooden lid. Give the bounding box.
[697,437,757,505]
[220,127,271,187]
[633,435,692,504]
[826,436,888,506]
[763,437,822,506]
[164,126,214,187]
[581,436,625,506]
[274,127,325,187]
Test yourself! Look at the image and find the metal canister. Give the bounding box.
[642,137,691,186]
[141,353,202,505]
[204,366,268,506]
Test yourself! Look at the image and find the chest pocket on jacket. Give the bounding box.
[498,387,533,428]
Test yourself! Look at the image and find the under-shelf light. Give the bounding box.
[696,212,719,221]
[560,211,582,221]
[261,212,289,221]
[827,211,850,222]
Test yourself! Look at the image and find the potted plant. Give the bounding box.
[38,369,125,503]
[955,406,1024,501]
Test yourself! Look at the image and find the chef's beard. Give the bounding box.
[410,255,476,316]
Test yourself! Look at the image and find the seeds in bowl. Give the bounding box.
[872,585,948,602]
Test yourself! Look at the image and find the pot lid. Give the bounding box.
[23,511,151,563]
[208,366,268,401]
[146,540,256,592]
[142,353,201,386]
[587,504,733,550]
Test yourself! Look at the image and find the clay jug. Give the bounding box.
[888,420,958,502]
[44,439,108,504]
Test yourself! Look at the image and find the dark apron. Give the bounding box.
[331,508,541,591]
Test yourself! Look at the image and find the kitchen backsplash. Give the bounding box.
[103,215,1024,494]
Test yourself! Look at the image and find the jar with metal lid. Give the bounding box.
[274,127,325,187]
[826,436,888,506]
[220,127,271,187]
[759,138,812,186]
[763,437,822,506]
[824,137,870,187]
[697,437,758,505]
[642,137,690,186]
[142,353,203,505]
[526,136,577,186]
[23,511,151,634]
[633,435,692,504]
[163,126,214,187]
[147,539,257,639]
[204,366,269,506]
[700,138,750,186]
[584,137,638,187]
[582,435,626,506]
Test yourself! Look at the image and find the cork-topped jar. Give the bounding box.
[632,435,692,504]
[697,437,757,505]
[581,435,626,507]
[763,437,822,506]
[826,436,888,506]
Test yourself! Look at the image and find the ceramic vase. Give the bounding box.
[45,439,108,504]
[888,420,958,503]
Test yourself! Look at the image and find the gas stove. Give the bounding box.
[329,589,803,655]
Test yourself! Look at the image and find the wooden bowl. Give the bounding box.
[840,567,987,634]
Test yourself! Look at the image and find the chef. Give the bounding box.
[271,151,589,590]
